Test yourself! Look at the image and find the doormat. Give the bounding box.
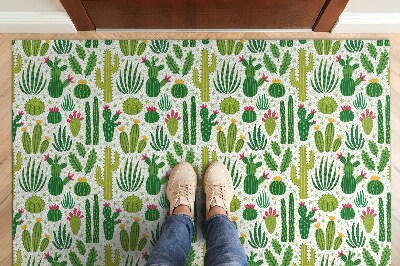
[12,39,391,265]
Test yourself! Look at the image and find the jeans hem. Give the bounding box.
[171,213,195,226]
[206,213,230,224]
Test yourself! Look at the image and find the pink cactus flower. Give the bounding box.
[361,207,377,219]
[141,56,147,63]
[245,203,255,209]
[67,74,74,83]
[360,72,366,81]
[164,74,172,83]
[338,250,343,258]
[342,203,352,209]
[311,109,317,114]
[116,208,122,213]
[239,152,245,160]
[238,55,244,62]
[313,218,317,222]
[103,105,110,110]
[336,152,343,160]
[18,208,24,214]
[44,252,50,260]
[18,111,24,116]
[244,106,254,111]
[298,103,304,109]
[263,207,279,219]
[147,204,157,210]
[200,103,207,109]
[19,122,24,126]
[67,208,84,221]
[19,219,24,224]
[215,120,219,125]
[213,109,219,115]
[311,207,318,212]
[165,110,181,123]
[359,109,376,122]
[103,202,110,207]
[49,204,59,210]
[115,110,122,115]
[49,106,60,113]
[262,73,269,82]
[360,170,367,179]
[117,219,122,223]
[262,171,270,180]
[341,105,351,111]
[67,110,84,123]
[44,154,50,161]
[141,154,147,161]
[299,201,305,206]
[146,106,157,112]
[67,172,74,181]
[335,55,342,62]
[43,57,50,64]
[262,109,278,122]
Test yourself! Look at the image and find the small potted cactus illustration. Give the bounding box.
[242,106,256,123]
[74,177,91,196]
[340,203,355,220]
[103,202,122,240]
[165,110,180,136]
[47,106,62,124]
[200,104,218,142]
[262,109,278,136]
[268,78,285,98]
[361,207,376,233]
[263,207,279,233]
[359,109,376,135]
[74,79,91,99]
[102,105,122,142]
[243,203,257,221]
[367,176,384,195]
[144,106,160,123]
[339,105,354,122]
[145,204,160,221]
[67,208,84,235]
[47,204,62,222]
[67,110,84,137]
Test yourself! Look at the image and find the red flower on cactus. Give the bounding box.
[165,110,181,123]
[116,208,122,213]
[311,207,318,212]
[360,207,376,219]
[262,171,270,180]
[44,252,50,260]
[213,109,219,115]
[18,111,24,116]
[147,204,157,210]
[67,172,74,181]
[103,202,110,207]
[115,110,122,115]
[338,250,343,258]
[313,218,317,222]
[336,152,343,160]
[244,106,254,111]
[142,251,149,259]
[141,56,147,63]
[49,106,60,113]
[262,73,269,82]
[359,109,376,122]
[238,55,244,62]
[44,154,50,161]
[335,55,341,62]
[263,207,279,219]
[146,106,157,112]
[311,109,317,114]
[239,152,245,160]
[360,72,366,81]
[341,105,351,111]
[49,204,59,210]
[67,110,84,123]
[164,74,172,83]
[19,121,24,126]
[43,57,50,64]
[19,219,24,224]
[215,120,219,125]
[18,208,24,214]
[312,120,316,124]
[200,103,207,109]
[141,153,147,161]
[299,201,305,206]
[117,219,122,223]
[342,203,352,209]
[164,171,170,180]
[360,170,367,179]
[298,103,304,109]
[103,105,110,110]
[244,203,255,209]
[262,109,278,122]
[67,208,84,221]
[67,74,74,83]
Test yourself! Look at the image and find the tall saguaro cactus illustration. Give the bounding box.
[291,146,314,199]
[96,50,119,103]
[290,48,314,102]
[96,147,119,200]
[193,49,216,102]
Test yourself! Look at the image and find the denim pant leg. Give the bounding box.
[205,214,248,266]
[146,214,194,266]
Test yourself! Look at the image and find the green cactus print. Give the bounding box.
[12,40,390,265]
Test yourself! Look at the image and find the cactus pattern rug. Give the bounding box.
[12,39,391,266]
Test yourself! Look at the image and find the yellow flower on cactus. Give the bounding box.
[133,119,140,124]
[371,175,380,180]
[240,233,246,238]
[36,217,43,223]
[21,224,27,230]
[338,134,343,140]
[231,216,238,222]
[45,136,50,141]
[78,177,87,182]
[36,120,42,125]
[216,125,222,132]
[329,216,335,221]
[370,78,379,83]
[231,118,238,124]
[142,135,148,141]
[134,217,140,222]
[314,223,321,228]
[328,118,335,123]
[118,126,125,132]
[240,134,246,140]
[119,224,125,230]
[45,234,51,239]
[338,232,344,238]
[143,234,148,239]
[273,176,282,181]
[313,125,320,130]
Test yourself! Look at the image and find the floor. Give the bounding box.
[0,32,399,265]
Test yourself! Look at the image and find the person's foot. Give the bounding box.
[166,162,197,218]
[204,161,234,219]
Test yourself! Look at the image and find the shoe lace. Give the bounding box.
[173,184,193,203]
[210,184,226,202]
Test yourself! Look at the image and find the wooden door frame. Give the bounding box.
[60,0,349,32]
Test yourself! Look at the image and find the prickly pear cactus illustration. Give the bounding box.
[12,40,391,265]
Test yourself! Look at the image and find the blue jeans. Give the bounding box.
[146,214,248,266]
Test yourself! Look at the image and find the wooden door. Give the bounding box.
[60,0,349,32]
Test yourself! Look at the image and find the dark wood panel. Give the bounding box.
[82,0,326,29]
[313,0,350,32]
[60,0,95,31]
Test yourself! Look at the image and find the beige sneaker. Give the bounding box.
[204,161,234,216]
[166,162,197,217]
